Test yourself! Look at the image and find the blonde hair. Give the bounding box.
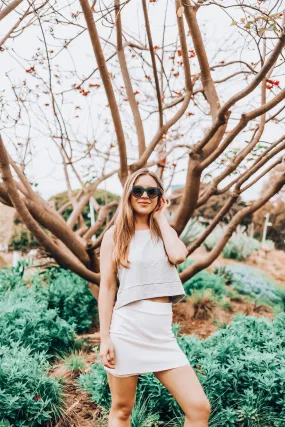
[112,168,164,271]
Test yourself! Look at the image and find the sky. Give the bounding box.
[0,0,284,202]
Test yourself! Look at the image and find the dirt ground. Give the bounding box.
[172,297,273,338]
[49,355,105,427]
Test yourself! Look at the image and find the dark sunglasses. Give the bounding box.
[131,185,162,199]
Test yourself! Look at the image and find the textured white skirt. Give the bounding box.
[103,299,190,377]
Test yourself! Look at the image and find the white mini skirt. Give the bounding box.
[103,299,190,377]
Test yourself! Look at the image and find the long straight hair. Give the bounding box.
[112,168,164,271]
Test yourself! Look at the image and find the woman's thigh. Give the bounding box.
[107,372,139,407]
[153,364,210,414]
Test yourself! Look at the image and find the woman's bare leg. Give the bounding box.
[154,365,211,427]
[107,372,139,427]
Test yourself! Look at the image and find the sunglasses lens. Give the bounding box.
[131,186,161,198]
[132,186,143,197]
[147,188,159,198]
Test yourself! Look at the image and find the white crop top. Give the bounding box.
[113,229,186,310]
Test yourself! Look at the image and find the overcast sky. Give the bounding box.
[1,0,284,202]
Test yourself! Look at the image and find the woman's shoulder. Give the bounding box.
[101,226,115,247]
[106,225,115,236]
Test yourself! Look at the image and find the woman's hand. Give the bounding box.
[99,337,116,369]
[153,195,171,223]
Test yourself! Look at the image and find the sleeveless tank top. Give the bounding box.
[113,229,186,310]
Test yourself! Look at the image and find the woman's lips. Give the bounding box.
[138,202,150,205]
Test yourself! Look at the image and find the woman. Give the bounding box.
[98,168,211,426]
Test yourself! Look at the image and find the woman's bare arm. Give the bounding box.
[157,215,188,265]
[98,227,117,341]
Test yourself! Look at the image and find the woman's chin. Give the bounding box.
[134,206,152,214]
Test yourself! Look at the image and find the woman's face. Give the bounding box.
[130,175,161,215]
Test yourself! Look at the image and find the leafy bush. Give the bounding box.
[9,222,39,252]
[129,392,161,427]
[0,287,76,356]
[177,257,195,273]
[1,264,98,333]
[218,264,285,307]
[79,313,285,426]
[213,266,234,285]
[179,217,206,246]
[177,259,227,299]
[0,343,64,427]
[222,233,260,261]
[64,353,86,373]
[204,225,260,261]
[0,264,88,427]
[0,267,24,295]
[189,289,217,320]
[180,313,285,426]
[0,259,33,295]
[40,267,98,332]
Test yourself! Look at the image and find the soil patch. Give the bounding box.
[172,298,273,339]
[49,352,106,427]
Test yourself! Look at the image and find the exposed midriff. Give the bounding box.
[144,296,171,303]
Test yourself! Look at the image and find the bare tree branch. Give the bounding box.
[115,0,146,157]
[180,166,285,282]
[0,135,100,284]
[79,0,128,185]
[0,0,24,21]
[142,0,163,128]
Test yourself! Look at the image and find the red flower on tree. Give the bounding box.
[26,66,35,73]
[266,79,280,86]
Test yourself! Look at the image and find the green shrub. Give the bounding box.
[0,264,89,426]
[222,234,260,261]
[179,217,206,246]
[0,287,76,356]
[179,313,285,426]
[130,392,162,427]
[79,313,285,426]
[0,267,24,295]
[213,265,234,286]
[9,223,39,252]
[177,257,194,273]
[0,264,98,333]
[39,267,98,333]
[204,226,260,261]
[0,343,64,427]
[78,362,112,409]
[220,264,285,307]
[177,259,227,299]
[0,259,33,295]
[64,353,86,373]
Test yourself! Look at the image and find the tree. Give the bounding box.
[0,0,284,297]
[252,165,285,250]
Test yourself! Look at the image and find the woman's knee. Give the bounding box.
[110,399,135,420]
[185,396,211,420]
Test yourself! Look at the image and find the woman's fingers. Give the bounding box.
[102,353,115,369]
[109,349,115,365]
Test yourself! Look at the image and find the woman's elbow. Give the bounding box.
[171,250,188,265]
